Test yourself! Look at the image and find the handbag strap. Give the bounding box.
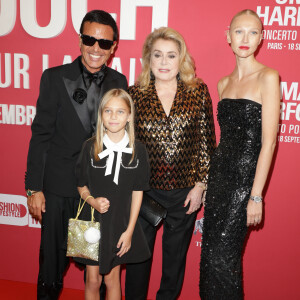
[91,207,95,222]
[75,197,96,222]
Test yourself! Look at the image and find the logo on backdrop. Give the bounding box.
[0,0,170,126]
[193,217,204,247]
[257,0,300,51]
[0,0,169,40]
[278,81,300,144]
[0,104,36,126]
[0,194,41,228]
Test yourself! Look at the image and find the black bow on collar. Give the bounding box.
[82,64,107,89]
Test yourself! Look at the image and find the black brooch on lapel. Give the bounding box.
[73,88,87,104]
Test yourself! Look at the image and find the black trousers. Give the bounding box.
[37,191,79,300]
[125,188,196,300]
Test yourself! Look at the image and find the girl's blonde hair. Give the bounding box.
[137,27,199,90]
[93,89,135,163]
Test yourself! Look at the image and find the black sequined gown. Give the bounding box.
[200,99,262,300]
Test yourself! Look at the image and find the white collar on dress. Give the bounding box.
[98,132,132,185]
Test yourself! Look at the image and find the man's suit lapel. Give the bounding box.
[63,57,92,135]
[63,76,92,135]
[86,82,102,134]
[62,60,122,135]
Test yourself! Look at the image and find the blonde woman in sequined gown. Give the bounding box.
[200,9,280,299]
[125,27,216,300]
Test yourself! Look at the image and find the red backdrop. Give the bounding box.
[0,0,299,299]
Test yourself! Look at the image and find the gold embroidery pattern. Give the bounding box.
[129,80,216,190]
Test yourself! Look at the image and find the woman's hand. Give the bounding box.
[246,199,263,226]
[90,197,110,214]
[116,230,132,257]
[184,185,204,214]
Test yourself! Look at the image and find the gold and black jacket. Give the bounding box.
[128,80,216,190]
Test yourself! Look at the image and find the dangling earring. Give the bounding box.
[176,73,181,81]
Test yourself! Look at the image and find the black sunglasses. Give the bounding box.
[80,34,114,50]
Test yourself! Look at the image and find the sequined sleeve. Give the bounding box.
[195,83,216,183]
[128,85,139,108]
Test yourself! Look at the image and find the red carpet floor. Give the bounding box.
[0,279,84,299]
[0,279,129,299]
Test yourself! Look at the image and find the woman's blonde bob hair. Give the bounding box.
[93,88,135,162]
[138,27,199,90]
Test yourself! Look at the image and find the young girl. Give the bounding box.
[75,89,151,299]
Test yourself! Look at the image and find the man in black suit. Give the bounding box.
[25,10,127,299]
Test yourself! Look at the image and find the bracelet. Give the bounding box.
[250,195,263,203]
[85,195,94,202]
[26,189,39,197]
[195,182,207,190]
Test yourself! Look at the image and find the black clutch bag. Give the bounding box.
[139,193,167,227]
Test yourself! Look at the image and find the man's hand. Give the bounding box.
[27,192,46,222]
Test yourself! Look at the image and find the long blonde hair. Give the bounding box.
[93,89,135,163]
[138,27,199,90]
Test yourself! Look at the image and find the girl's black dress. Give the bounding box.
[75,139,151,274]
[200,99,262,299]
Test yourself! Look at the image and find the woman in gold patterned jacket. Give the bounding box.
[125,27,216,300]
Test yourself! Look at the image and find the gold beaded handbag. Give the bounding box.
[66,197,100,261]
